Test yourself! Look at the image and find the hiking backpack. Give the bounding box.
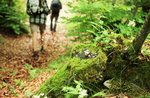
[29,0,40,14]
[51,0,61,12]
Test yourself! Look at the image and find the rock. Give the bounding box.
[103,79,113,88]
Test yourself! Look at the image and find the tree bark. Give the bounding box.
[132,10,150,55]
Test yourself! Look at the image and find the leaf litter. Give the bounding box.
[0,26,75,97]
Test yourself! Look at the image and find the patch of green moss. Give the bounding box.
[69,44,107,83]
[36,64,70,97]
[36,44,107,97]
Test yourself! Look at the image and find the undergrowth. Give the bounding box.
[35,34,150,97]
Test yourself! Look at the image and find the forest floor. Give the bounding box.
[0,0,75,97]
[0,29,74,97]
[1,31,150,97]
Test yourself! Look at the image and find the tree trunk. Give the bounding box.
[132,10,150,55]
[131,1,138,18]
[9,0,13,6]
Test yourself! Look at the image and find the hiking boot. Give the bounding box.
[40,46,45,53]
[50,27,53,31]
[32,51,39,57]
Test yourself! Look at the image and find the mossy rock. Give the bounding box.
[36,44,107,97]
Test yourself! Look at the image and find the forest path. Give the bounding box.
[0,0,74,97]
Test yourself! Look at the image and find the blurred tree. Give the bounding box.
[0,0,29,34]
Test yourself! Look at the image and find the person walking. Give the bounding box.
[50,0,62,32]
[26,0,50,57]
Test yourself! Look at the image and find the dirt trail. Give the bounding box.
[0,0,74,97]
[0,0,73,65]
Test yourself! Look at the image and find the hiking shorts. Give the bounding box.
[30,23,46,33]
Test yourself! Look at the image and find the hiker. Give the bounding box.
[50,0,62,32]
[26,0,50,57]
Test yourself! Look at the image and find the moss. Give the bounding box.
[37,36,150,97]
[69,44,107,83]
[71,43,101,55]
[36,43,107,97]
[36,64,70,97]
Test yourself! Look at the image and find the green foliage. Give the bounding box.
[140,94,150,98]
[3,82,6,87]
[25,90,34,97]
[9,86,15,94]
[36,64,70,96]
[20,82,27,89]
[64,0,147,43]
[24,64,42,79]
[92,91,106,97]
[64,0,105,42]
[9,71,17,76]
[49,53,70,69]
[62,80,88,98]
[0,0,29,34]
[37,41,150,97]
[14,79,21,86]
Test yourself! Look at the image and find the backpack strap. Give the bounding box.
[40,0,43,7]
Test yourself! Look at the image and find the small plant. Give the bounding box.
[62,80,88,98]
[9,86,15,94]
[140,94,150,98]
[24,64,33,70]
[13,93,19,97]
[14,79,21,86]
[49,52,70,69]
[9,71,17,76]
[24,64,41,79]
[20,82,27,89]
[3,82,6,87]
[92,91,106,97]
[25,90,34,98]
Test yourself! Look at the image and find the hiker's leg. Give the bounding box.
[50,14,54,31]
[54,15,59,32]
[30,24,39,52]
[40,24,46,52]
[30,24,39,57]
